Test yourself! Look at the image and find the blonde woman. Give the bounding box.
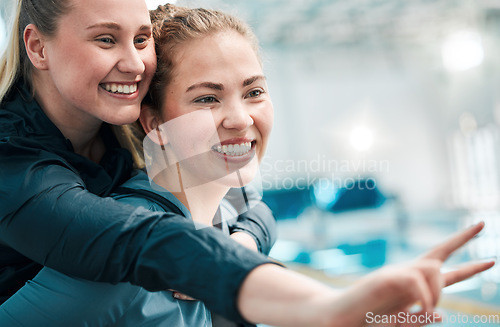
[0,0,276,324]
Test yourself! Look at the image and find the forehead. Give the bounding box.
[171,31,262,84]
[62,0,150,29]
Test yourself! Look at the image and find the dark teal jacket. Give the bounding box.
[0,80,276,323]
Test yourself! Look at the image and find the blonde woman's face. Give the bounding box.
[40,0,156,127]
[155,30,274,188]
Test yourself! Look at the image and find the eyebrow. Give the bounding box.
[186,75,266,93]
[86,22,152,31]
[186,82,224,93]
[243,75,266,87]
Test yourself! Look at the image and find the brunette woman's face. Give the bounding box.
[40,0,156,126]
[151,30,274,188]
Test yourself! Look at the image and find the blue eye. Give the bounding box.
[135,36,150,46]
[97,37,115,44]
[246,89,264,98]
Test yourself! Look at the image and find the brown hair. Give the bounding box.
[120,4,261,168]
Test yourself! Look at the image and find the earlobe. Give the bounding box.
[140,105,167,146]
[24,24,48,70]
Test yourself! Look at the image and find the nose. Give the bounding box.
[117,44,146,75]
[221,102,254,131]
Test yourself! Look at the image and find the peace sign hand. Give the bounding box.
[420,221,495,288]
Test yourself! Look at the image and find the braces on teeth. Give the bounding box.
[213,142,252,156]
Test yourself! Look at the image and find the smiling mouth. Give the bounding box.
[212,141,255,156]
[100,83,138,95]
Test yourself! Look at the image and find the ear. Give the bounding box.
[24,24,49,70]
[140,104,167,146]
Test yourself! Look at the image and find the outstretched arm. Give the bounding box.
[0,153,272,323]
[236,222,494,327]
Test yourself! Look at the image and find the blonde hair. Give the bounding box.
[0,1,21,102]
[0,0,72,103]
[119,4,261,168]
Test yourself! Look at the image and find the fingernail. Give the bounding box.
[472,222,486,238]
[472,221,485,229]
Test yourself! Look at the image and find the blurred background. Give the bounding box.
[2,0,499,324]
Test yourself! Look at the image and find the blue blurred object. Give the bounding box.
[337,239,387,268]
[312,179,338,211]
[262,187,312,220]
[312,178,386,213]
[264,177,386,219]
[293,251,311,265]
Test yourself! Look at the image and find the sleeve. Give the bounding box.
[224,187,277,255]
[0,147,271,323]
[228,202,277,256]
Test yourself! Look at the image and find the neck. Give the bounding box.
[178,184,229,226]
[32,72,105,161]
[153,163,229,226]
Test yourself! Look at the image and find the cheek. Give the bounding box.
[256,104,274,143]
[165,110,217,158]
[142,48,157,83]
[50,48,109,89]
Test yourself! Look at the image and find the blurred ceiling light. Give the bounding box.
[442,31,484,72]
[459,112,477,133]
[146,0,176,10]
[350,126,373,152]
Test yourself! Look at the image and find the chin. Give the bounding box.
[103,109,140,126]
[224,165,259,188]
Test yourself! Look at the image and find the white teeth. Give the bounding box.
[102,83,138,94]
[213,142,252,156]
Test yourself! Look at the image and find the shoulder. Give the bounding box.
[112,170,190,217]
[0,80,63,140]
[0,80,35,137]
[112,171,163,211]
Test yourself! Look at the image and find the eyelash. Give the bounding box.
[194,96,218,104]
[97,36,115,44]
[246,88,265,98]
[95,35,151,48]
[194,88,266,104]
[134,36,151,48]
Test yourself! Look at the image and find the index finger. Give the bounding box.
[420,221,484,262]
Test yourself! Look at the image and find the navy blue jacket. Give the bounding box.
[0,80,276,322]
